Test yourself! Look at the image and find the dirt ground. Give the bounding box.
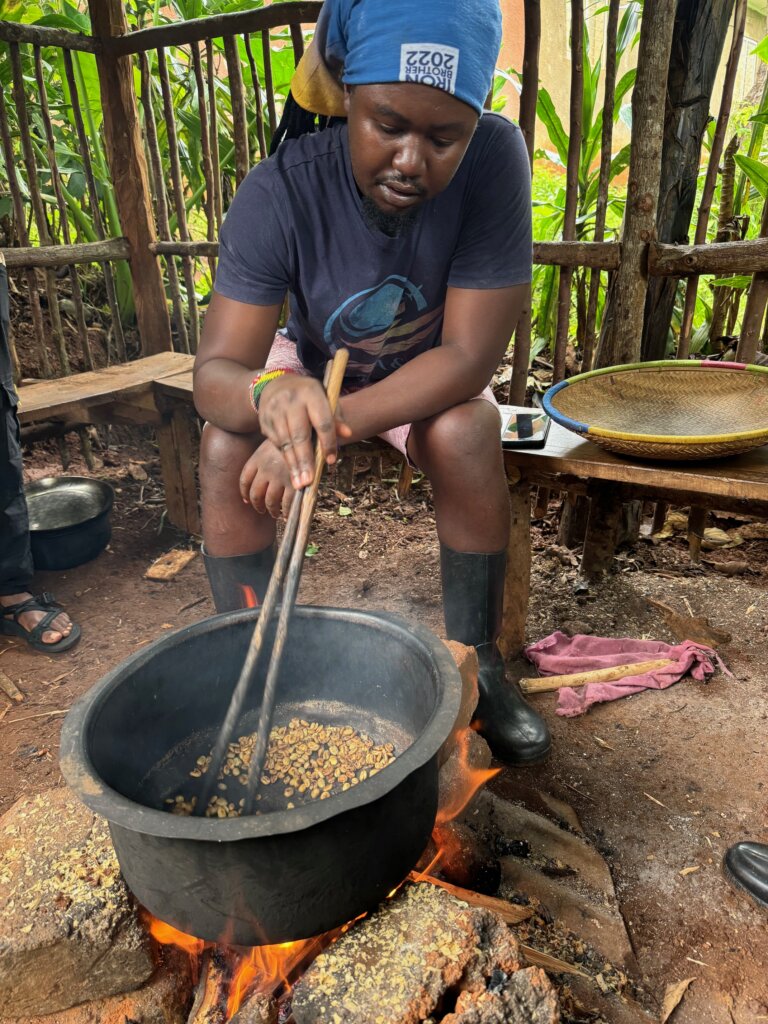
[1,431,766,1024]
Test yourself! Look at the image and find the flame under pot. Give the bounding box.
[60,607,461,945]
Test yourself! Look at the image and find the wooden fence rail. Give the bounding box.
[10,236,768,279]
[649,239,768,277]
[0,21,99,52]
[105,2,322,56]
[0,240,130,269]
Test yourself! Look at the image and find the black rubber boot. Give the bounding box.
[202,545,276,614]
[441,544,551,766]
[723,842,768,909]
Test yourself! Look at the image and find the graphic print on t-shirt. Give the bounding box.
[323,274,443,382]
[214,116,533,384]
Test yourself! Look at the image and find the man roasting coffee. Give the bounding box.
[193,0,551,766]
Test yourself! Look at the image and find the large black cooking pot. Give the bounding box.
[60,606,460,945]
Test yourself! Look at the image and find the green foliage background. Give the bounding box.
[1,1,768,362]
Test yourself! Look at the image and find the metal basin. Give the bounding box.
[25,476,114,570]
[60,607,461,945]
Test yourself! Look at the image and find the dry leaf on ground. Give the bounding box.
[702,527,743,550]
[646,598,732,647]
[661,977,695,1023]
[701,558,748,577]
[127,462,149,481]
[593,736,615,751]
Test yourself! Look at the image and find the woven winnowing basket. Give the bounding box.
[580,434,763,460]
[543,361,768,461]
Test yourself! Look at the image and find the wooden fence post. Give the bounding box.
[582,0,620,373]
[677,0,747,358]
[552,0,583,384]
[737,197,768,362]
[87,0,173,356]
[507,0,541,407]
[595,0,677,368]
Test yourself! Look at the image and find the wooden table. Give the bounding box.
[499,421,768,657]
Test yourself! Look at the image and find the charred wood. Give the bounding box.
[229,991,278,1024]
[432,821,502,897]
[441,966,560,1023]
[186,948,235,1024]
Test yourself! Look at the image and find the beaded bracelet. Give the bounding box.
[248,368,296,414]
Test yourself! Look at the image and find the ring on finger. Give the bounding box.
[280,441,293,451]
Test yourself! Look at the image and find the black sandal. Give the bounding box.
[0,592,81,653]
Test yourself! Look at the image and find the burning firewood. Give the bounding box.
[182,937,328,1024]
[186,948,236,1024]
[229,990,278,1024]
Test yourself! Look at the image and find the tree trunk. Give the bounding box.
[87,0,173,356]
[583,0,620,372]
[709,135,741,344]
[640,0,736,363]
[553,0,584,384]
[737,196,768,361]
[677,0,747,357]
[596,0,677,368]
[508,0,541,406]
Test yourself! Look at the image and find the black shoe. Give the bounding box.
[723,842,768,909]
[440,544,551,766]
[202,545,276,614]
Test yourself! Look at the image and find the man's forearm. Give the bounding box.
[339,344,499,443]
[193,358,260,433]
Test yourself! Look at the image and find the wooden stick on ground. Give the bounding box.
[6,708,70,724]
[520,944,590,978]
[519,658,675,694]
[0,671,24,703]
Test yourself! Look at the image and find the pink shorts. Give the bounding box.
[265,333,499,465]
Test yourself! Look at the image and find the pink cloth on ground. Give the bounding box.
[524,631,732,717]
[264,332,498,464]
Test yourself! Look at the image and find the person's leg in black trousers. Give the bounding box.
[0,254,78,651]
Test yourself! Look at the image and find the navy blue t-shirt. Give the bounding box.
[214,113,532,387]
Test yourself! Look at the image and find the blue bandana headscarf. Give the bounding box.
[292,0,503,117]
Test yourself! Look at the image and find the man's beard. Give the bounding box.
[361,195,419,237]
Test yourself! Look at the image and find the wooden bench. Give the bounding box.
[17,353,201,535]
[499,422,768,657]
[16,355,412,541]
[26,358,767,660]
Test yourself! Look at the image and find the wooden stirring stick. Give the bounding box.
[518,658,675,694]
[197,349,349,817]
